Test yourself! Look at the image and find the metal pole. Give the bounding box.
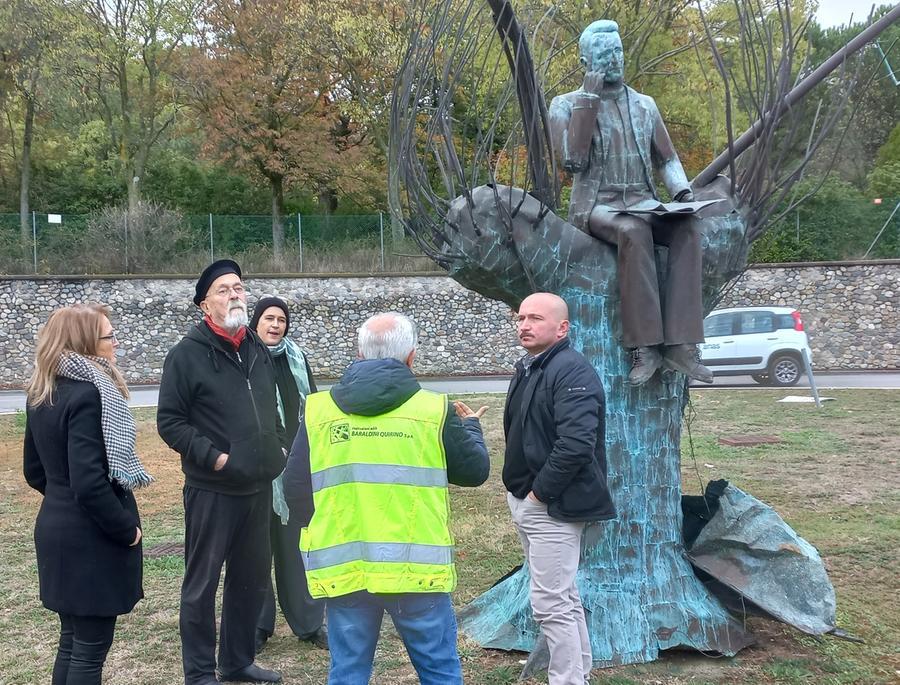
[862,199,900,258]
[874,41,900,86]
[379,211,385,271]
[32,210,37,274]
[208,213,214,261]
[297,213,303,273]
[695,3,900,187]
[802,348,821,409]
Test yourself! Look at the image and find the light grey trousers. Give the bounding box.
[507,492,592,685]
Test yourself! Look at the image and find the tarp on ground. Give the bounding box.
[685,482,836,635]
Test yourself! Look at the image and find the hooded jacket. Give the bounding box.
[157,321,286,496]
[282,358,490,527]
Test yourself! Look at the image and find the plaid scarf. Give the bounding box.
[57,352,153,490]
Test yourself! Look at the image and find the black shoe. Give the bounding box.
[218,663,282,683]
[627,346,663,385]
[299,626,329,650]
[663,343,714,383]
[254,629,268,655]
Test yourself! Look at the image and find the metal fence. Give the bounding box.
[3,197,897,275]
[0,211,436,275]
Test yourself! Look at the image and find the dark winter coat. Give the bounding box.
[157,321,286,496]
[24,379,143,617]
[283,358,490,527]
[502,337,615,522]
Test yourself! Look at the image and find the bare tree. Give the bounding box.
[0,0,62,261]
[71,0,197,214]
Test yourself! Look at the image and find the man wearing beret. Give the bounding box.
[157,260,285,685]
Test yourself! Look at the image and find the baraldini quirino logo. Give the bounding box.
[330,422,351,444]
[329,421,415,443]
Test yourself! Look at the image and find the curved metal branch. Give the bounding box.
[485,0,558,209]
[694,3,900,188]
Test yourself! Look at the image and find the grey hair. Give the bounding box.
[358,312,418,362]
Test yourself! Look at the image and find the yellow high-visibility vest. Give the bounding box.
[300,388,456,598]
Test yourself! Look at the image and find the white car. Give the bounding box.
[699,306,813,386]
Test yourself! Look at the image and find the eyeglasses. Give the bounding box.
[210,284,247,298]
[99,332,118,343]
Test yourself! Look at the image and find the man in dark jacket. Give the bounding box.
[283,312,489,685]
[503,292,614,685]
[157,260,284,685]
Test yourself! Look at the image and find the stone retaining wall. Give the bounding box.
[1,275,520,387]
[715,261,898,370]
[2,261,897,388]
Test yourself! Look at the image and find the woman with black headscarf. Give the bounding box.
[250,296,327,652]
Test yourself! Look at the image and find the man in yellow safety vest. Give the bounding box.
[282,312,490,685]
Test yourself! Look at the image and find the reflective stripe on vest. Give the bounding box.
[304,541,453,571]
[301,388,455,598]
[311,463,448,492]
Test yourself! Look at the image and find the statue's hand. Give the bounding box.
[674,189,695,203]
[582,71,606,97]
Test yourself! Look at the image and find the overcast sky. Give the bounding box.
[814,0,887,27]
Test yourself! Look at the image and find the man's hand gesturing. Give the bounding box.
[453,401,488,420]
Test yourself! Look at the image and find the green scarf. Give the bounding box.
[269,337,311,425]
[269,337,312,524]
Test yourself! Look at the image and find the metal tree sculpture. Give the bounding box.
[389,0,900,670]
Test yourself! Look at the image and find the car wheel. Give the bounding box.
[751,374,769,385]
[768,354,801,386]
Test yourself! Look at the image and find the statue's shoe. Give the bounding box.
[663,344,714,383]
[628,346,663,385]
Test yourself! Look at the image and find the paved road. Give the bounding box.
[2,372,898,414]
[698,372,900,390]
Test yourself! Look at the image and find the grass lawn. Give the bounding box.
[0,389,897,684]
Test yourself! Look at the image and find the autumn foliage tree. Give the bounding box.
[185,0,375,259]
[0,0,895,267]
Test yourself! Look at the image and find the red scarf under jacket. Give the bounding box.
[204,315,247,351]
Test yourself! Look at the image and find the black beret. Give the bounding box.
[194,259,242,306]
[250,296,291,334]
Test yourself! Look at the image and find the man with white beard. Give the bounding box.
[158,260,286,685]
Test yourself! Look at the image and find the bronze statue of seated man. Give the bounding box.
[548,19,713,385]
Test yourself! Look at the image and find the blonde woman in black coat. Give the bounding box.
[24,304,152,685]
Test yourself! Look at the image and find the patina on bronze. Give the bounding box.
[389,0,900,672]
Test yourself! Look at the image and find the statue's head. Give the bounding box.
[578,20,624,85]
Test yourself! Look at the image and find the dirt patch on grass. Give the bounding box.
[684,389,900,510]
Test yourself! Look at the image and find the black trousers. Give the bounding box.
[53,614,117,685]
[257,507,325,640]
[180,486,271,684]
